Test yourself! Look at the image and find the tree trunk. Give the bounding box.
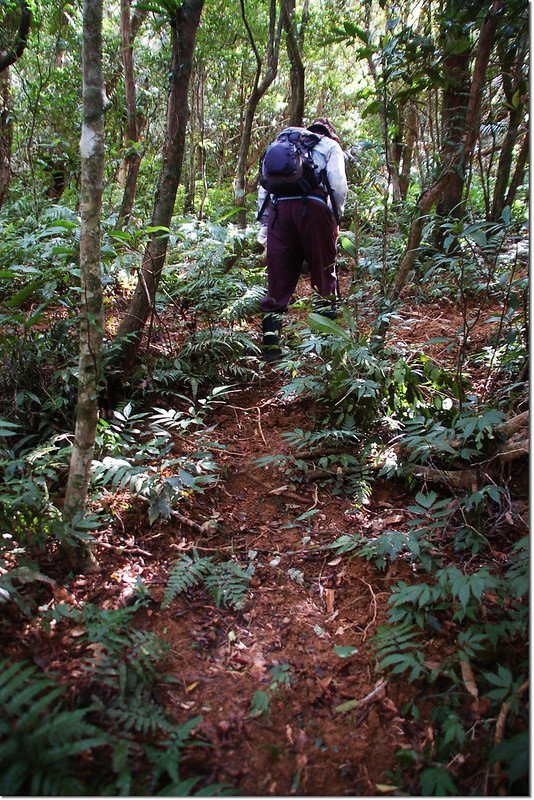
[398,103,418,200]
[115,0,204,367]
[62,0,105,574]
[234,0,283,228]
[504,129,528,209]
[0,70,13,208]
[283,0,308,127]
[118,0,142,225]
[387,0,503,303]
[365,11,402,205]
[490,33,528,222]
[0,0,31,73]
[435,47,471,224]
[183,69,198,214]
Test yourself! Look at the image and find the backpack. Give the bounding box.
[257,127,340,225]
[259,128,323,197]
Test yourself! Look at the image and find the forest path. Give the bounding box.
[136,371,419,796]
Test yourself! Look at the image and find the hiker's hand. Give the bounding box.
[257,225,268,247]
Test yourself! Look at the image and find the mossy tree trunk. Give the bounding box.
[62,0,105,573]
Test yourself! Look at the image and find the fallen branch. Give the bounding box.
[495,411,529,438]
[495,437,529,463]
[170,510,217,535]
[97,541,153,558]
[411,465,479,490]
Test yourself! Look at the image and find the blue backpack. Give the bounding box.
[259,128,322,196]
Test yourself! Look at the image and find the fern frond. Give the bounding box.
[162,553,213,608]
[0,660,107,797]
[204,560,251,609]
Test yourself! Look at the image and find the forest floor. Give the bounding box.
[4,269,528,796]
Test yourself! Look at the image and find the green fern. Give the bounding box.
[0,660,107,796]
[204,560,252,609]
[372,623,427,682]
[163,552,252,610]
[162,552,213,608]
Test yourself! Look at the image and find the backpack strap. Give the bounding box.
[257,192,270,222]
[320,168,340,226]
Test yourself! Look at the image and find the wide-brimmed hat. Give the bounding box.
[307,117,340,142]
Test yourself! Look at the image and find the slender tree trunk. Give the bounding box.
[283,0,308,127]
[490,34,528,221]
[115,0,204,367]
[504,129,528,209]
[387,0,503,302]
[62,0,105,573]
[0,1,31,205]
[234,0,283,227]
[183,69,197,214]
[118,0,143,225]
[0,70,13,207]
[197,68,208,220]
[490,107,522,221]
[398,103,419,200]
[365,18,402,205]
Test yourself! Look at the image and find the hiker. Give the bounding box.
[257,117,348,362]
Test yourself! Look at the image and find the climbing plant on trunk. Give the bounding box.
[62,0,105,573]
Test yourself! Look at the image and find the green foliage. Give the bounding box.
[373,623,427,681]
[0,659,107,796]
[419,767,458,797]
[163,550,253,610]
[0,592,228,797]
[92,400,221,524]
[490,733,529,793]
[250,663,292,718]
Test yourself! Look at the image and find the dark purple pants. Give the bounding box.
[260,197,338,313]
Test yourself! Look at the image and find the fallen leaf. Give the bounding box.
[335,698,360,713]
[382,513,403,524]
[324,588,335,613]
[460,660,479,699]
[327,556,342,566]
[333,645,358,658]
[286,724,294,745]
[186,681,199,693]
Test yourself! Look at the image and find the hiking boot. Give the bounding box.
[313,297,338,320]
[261,313,283,362]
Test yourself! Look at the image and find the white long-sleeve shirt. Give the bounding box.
[256,128,348,237]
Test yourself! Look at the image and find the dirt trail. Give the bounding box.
[135,374,419,796]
